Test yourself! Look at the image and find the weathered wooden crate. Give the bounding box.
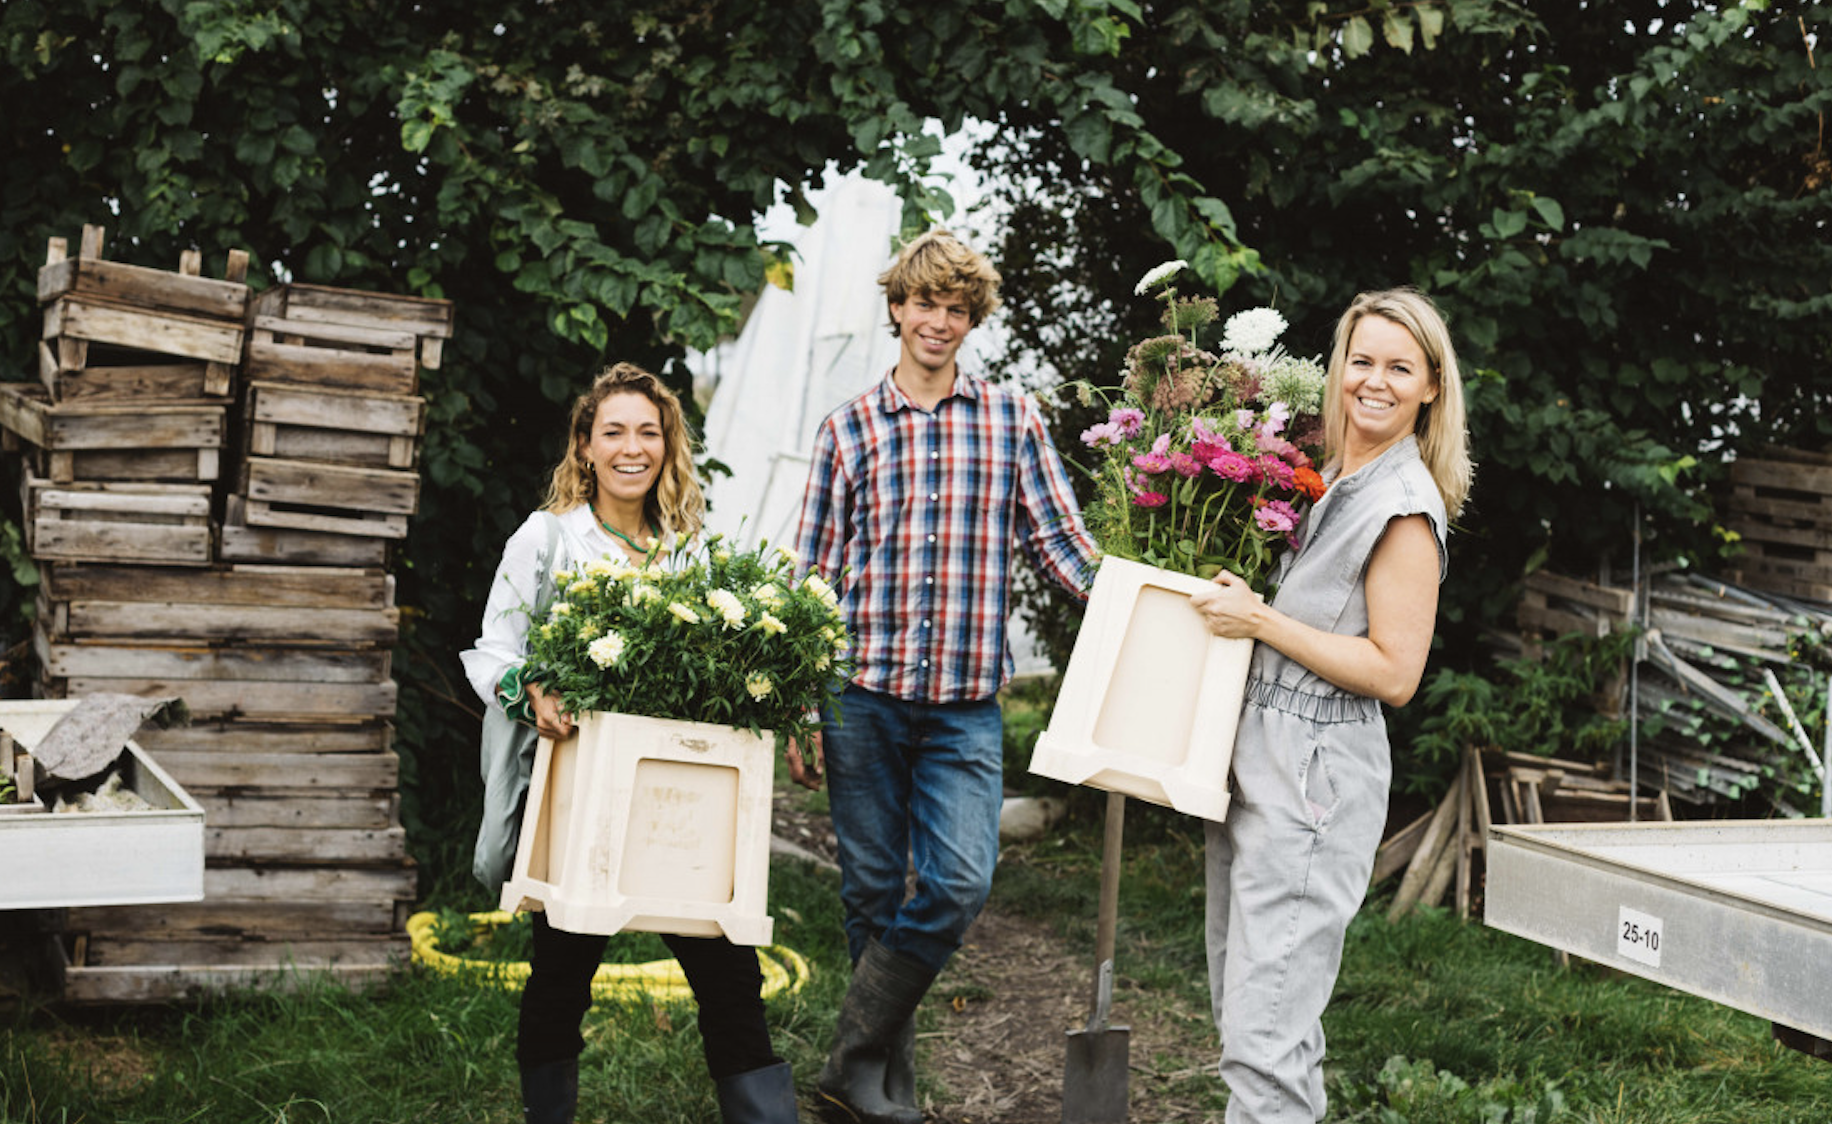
[45,295,245,367]
[243,381,425,469]
[39,342,232,402]
[250,282,454,369]
[219,493,392,566]
[39,225,250,321]
[1726,450,1832,602]
[238,458,419,538]
[20,473,212,566]
[0,381,225,483]
[36,566,401,648]
[242,315,422,395]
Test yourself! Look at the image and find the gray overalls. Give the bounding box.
[1204,435,1448,1123]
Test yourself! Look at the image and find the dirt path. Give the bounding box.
[773,792,1224,1123]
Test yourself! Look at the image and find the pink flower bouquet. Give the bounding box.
[1075,263,1327,588]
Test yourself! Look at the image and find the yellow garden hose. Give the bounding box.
[407,910,812,1002]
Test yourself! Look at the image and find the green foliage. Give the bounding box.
[0,0,1257,890]
[525,538,851,749]
[1333,1055,1567,1124]
[988,1,1832,702]
[1406,631,1637,789]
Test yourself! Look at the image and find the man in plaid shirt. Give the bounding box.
[791,229,1099,1124]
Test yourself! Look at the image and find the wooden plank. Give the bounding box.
[45,601,401,643]
[247,381,426,437]
[43,295,244,364]
[242,458,420,516]
[248,314,418,352]
[80,936,405,969]
[0,380,224,449]
[1517,599,1610,639]
[36,447,219,484]
[66,900,402,937]
[1524,570,1635,616]
[252,282,454,339]
[59,963,397,1004]
[135,721,393,755]
[35,636,392,683]
[1730,457,1832,497]
[37,255,249,320]
[49,677,398,721]
[243,337,418,394]
[1729,486,1832,529]
[240,499,408,540]
[1729,515,1832,552]
[154,750,400,790]
[201,865,417,902]
[1371,808,1433,885]
[30,521,212,566]
[194,792,398,830]
[218,495,392,566]
[41,563,393,609]
[250,423,418,469]
[205,825,407,864]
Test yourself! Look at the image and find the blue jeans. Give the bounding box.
[822,684,1004,973]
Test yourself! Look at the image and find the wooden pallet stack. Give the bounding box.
[1,228,452,1002]
[1725,447,1832,604]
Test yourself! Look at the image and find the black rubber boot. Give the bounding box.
[884,1018,916,1109]
[521,1058,578,1124]
[716,1060,800,1123]
[817,940,933,1124]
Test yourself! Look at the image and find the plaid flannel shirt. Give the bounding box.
[793,370,1099,703]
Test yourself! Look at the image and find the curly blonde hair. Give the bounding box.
[541,362,705,539]
[1321,288,1473,520]
[877,228,1002,336]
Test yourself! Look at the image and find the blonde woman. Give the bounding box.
[1190,289,1472,1123]
[462,363,797,1124]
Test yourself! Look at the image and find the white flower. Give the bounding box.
[707,588,747,628]
[751,582,784,610]
[668,602,701,624]
[757,613,786,636]
[587,631,626,669]
[803,574,838,608]
[713,548,732,564]
[566,578,594,596]
[745,674,773,700]
[775,546,799,567]
[552,568,574,584]
[550,602,572,616]
[1220,307,1288,355]
[576,620,600,640]
[1134,259,1188,295]
[631,582,661,604]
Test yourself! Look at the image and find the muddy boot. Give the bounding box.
[521,1058,578,1124]
[817,940,934,1124]
[884,1017,916,1109]
[716,1060,799,1123]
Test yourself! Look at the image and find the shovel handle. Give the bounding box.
[1093,791,1124,988]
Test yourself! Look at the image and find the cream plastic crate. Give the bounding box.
[1029,557,1251,821]
[0,699,205,909]
[499,711,775,945]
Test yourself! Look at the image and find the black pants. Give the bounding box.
[516,911,781,1080]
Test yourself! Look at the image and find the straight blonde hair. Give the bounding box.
[1321,288,1473,519]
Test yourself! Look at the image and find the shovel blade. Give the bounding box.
[1062,1024,1130,1124]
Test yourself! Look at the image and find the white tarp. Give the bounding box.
[696,172,1050,675]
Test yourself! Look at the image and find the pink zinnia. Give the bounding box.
[1168,452,1203,477]
[1134,491,1169,508]
[1190,438,1231,464]
[1258,456,1295,489]
[1208,450,1256,483]
[1254,500,1299,534]
[1131,433,1173,474]
[1110,407,1145,438]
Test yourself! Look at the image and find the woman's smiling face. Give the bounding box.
[1340,313,1437,456]
[579,390,665,506]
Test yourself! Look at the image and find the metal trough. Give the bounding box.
[1485,819,1832,1039]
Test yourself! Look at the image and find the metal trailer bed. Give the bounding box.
[1484,819,1832,1040]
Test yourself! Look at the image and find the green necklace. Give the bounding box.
[598,516,652,553]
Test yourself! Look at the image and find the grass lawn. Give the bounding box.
[5,760,1831,1121]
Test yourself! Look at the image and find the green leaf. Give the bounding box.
[1415,5,1444,49]
[1342,16,1374,58]
[1530,196,1566,231]
[1382,10,1414,54]
[401,118,434,153]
